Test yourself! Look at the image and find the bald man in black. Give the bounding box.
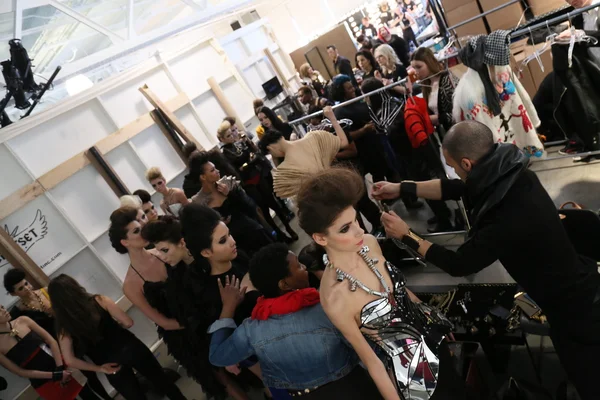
[374,121,600,400]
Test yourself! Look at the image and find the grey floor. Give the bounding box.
[136,142,600,399]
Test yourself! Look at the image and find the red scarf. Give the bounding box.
[251,288,320,320]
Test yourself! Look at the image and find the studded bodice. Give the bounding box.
[326,246,453,400]
[362,262,453,399]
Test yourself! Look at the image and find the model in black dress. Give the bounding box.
[48,275,186,400]
[0,311,96,400]
[189,151,273,256]
[219,126,298,243]
[3,269,113,400]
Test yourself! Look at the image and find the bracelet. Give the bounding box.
[55,365,65,371]
[52,371,63,381]
[401,229,424,251]
[400,181,417,199]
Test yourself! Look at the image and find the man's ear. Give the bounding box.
[461,158,472,171]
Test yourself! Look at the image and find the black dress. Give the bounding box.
[382,63,408,82]
[76,302,186,400]
[5,331,57,390]
[192,182,273,256]
[129,262,223,396]
[9,306,112,400]
[185,255,260,327]
[2,329,88,400]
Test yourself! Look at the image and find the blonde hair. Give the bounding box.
[120,195,142,209]
[217,121,231,138]
[374,44,401,75]
[145,167,163,182]
[252,99,264,110]
[299,63,312,79]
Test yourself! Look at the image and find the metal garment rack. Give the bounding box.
[447,0,520,31]
[511,1,600,163]
[510,1,600,39]
[288,78,470,244]
[288,78,409,126]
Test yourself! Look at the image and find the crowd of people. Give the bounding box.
[2,1,600,399]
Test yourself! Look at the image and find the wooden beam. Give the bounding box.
[138,85,204,150]
[209,38,255,99]
[97,92,190,154]
[0,182,45,221]
[266,26,298,78]
[0,229,49,288]
[151,110,188,163]
[264,48,291,90]
[86,146,131,197]
[207,76,243,129]
[0,92,190,216]
[38,93,189,190]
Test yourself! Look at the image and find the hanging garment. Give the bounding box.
[551,43,600,151]
[404,96,434,148]
[453,65,544,157]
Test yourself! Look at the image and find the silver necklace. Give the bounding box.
[324,246,395,304]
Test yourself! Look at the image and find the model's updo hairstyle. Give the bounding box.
[296,167,365,236]
[179,203,223,275]
[141,215,182,245]
[108,206,139,254]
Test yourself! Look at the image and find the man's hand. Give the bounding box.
[372,182,400,200]
[218,275,247,314]
[381,211,410,239]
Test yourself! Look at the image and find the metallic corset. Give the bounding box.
[360,262,453,400]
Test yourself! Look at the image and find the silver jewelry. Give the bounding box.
[323,246,394,303]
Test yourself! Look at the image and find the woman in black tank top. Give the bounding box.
[48,275,186,400]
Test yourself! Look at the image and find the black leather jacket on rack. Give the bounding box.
[551,43,600,151]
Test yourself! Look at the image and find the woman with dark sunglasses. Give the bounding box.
[145,167,190,216]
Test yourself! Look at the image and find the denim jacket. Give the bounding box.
[208,304,359,389]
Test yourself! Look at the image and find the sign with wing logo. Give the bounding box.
[0,210,48,268]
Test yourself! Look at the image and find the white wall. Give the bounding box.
[0,19,299,400]
[254,0,366,52]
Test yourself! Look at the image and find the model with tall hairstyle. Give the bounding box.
[189,151,273,256]
[109,207,183,335]
[140,216,251,399]
[218,121,298,243]
[296,168,463,400]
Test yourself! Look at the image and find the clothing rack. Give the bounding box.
[288,77,471,242]
[447,0,520,31]
[287,78,408,126]
[510,1,600,38]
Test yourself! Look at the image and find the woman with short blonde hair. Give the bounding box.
[145,166,189,215]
